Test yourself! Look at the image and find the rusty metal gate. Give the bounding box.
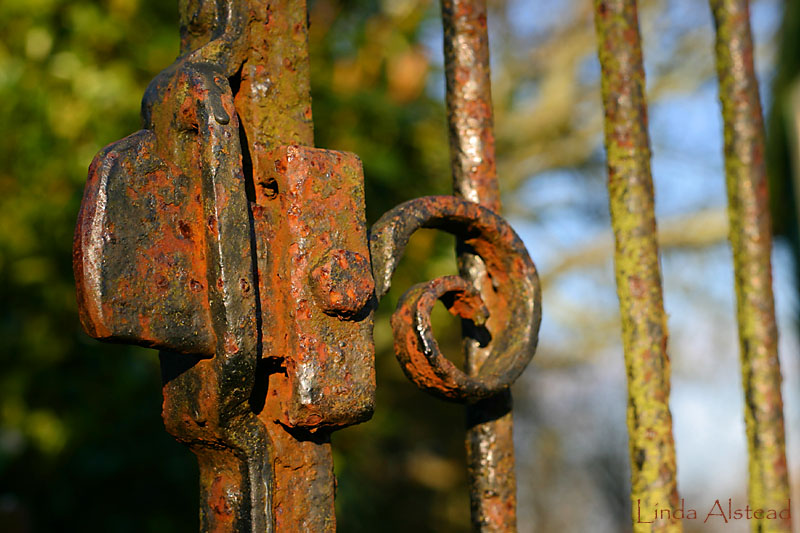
[72,0,790,531]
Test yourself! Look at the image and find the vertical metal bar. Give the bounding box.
[440,1,517,531]
[709,1,792,529]
[593,1,682,530]
[231,2,338,531]
[233,0,315,151]
[441,0,501,209]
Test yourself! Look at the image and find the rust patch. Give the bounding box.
[253,145,375,431]
[370,195,540,403]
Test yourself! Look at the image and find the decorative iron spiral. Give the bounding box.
[369,195,541,402]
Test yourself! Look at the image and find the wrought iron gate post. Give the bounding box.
[74,1,540,531]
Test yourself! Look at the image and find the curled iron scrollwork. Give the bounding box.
[369,195,542,402]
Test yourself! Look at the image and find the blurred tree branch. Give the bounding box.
[541,208,729,286]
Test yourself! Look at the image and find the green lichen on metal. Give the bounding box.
[709,1,791,531]
[593,1,682,531]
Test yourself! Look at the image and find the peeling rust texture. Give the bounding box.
[441,1,518,530]
[74,1,251,359]
[370,195,540,402]
[75,0,374,531]
[76,22,272,530]
[253,145,375,432]
[75,129,215,355]
[593,1,682,531]
[709,1,791,529]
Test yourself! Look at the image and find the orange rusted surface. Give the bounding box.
[370,195,541,403]
[253,145,375,431]
[441,0,500,210]
[75,127,214,355]
[248,145,377,531]
[232,2,355,529]
[75,0,365,530]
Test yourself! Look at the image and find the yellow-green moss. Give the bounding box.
[594,1,682,531]
[710,1,791,531]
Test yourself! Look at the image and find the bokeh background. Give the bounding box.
[1,0,799,531]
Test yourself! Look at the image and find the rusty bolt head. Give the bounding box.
[309,249,374,319]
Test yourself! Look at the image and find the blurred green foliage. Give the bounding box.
[1,0,197,531]
[0,0,476,531]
